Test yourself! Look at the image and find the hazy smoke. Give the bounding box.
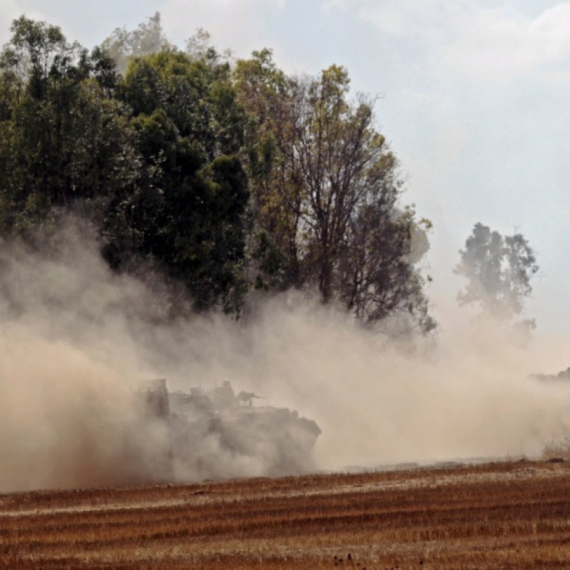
[0,221,569,492]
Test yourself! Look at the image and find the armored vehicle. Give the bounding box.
[530,367,570,383]
[138,379,321,480]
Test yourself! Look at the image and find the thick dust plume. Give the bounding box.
[0,223,569,491]
[232,307,570,470]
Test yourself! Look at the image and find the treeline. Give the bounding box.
[0,14,434,333]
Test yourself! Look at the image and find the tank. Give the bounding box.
[138,379,321,480]
[530,367,570,383]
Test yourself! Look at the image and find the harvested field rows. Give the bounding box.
[1,460,570,568]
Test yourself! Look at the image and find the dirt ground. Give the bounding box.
[1,459,570,568]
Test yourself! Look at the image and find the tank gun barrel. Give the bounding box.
[237,390,264,406]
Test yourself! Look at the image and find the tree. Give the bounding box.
[0,17,137,238]
[103,50,250,314]
[100,12,173,75]
[235,52,434,332]
[339,206,433,327]
[455,223,539,323]
[291,66,391,302]
[234,49,300,290]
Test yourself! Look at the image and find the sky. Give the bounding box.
[1,0,570,339]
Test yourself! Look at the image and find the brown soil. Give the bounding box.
[1,459,570,568]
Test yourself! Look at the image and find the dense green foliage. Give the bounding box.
[0,15,434,331]
[0,17,132,237]
[102,50,250,313]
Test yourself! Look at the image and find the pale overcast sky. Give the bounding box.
[1,1,570,339]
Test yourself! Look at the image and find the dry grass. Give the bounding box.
[2,459,570,568]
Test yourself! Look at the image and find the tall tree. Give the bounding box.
[234,49,300,290]
[455,222,539,323]
[103,50,250,314]
[236,52,434,332]
[0,17,136,238]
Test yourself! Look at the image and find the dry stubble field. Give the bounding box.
[1,459,570,568]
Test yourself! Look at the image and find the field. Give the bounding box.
[1,459,570,568]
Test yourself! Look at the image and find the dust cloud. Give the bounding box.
[0,221,569,491]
